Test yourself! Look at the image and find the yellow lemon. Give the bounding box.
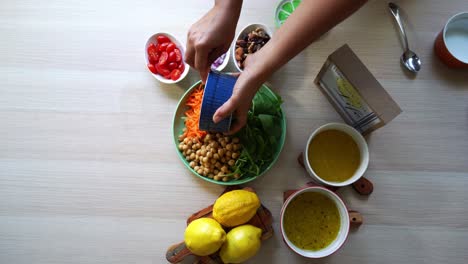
[213,190,260,227]
[219,225,262,263]
[184,218,226,256]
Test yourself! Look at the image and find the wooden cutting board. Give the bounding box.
[165,186,273,264]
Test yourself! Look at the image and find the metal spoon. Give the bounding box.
[388,2,421,73]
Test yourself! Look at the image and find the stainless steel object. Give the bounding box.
[388,2,421,73]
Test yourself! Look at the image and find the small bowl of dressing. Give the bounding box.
[303,123,369,187]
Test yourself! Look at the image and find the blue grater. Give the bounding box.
[199,70,237,133]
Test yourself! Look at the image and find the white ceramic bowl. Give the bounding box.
[144,33,190,84]
[232,23,273,72]
[211,49,230,72]
[303,123,369,187]
[280,186,350,258]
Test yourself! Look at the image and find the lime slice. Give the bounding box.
[275,0,302,27]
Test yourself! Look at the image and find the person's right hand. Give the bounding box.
[185,1,242,83]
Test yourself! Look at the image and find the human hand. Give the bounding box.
[185,1,242,83]
[213,56,266,134]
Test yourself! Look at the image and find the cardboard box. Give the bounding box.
[315,44,402,134]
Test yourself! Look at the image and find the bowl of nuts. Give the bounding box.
[173,80,286,185]
[232,23,273,72]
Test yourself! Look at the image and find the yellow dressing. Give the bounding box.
[308,129,360,182]
[283,192,340,251]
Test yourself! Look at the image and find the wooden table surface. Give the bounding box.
[1,0,467,263]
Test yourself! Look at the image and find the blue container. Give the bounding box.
[199,71,237,132]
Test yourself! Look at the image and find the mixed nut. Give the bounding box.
[235,27,271,70]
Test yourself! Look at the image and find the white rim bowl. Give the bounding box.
[144,33,190,84]
[232,23,274,72]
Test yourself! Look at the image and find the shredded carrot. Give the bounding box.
[183,84,207,139]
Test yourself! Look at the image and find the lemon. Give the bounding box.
[219,225,262,263]
[213,190,261,227]
[184,218,226,256]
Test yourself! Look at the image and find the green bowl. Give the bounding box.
[172,80,287,185]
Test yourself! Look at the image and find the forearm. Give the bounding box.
[244,0,367,83]
[215,0,243,18]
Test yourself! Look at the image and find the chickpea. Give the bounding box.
[221,157,227,163]
[187,140,193,147]
[194,166,200,172]
[202,157,209,163]
[234,173,241,179]
[220,141,227,148]
[223,137,230,143]
[182,144,189,151]
[178,143,184,150]
[221,165,228,173]
[183,138,189,144]
[207,151,213,158]
[201,145,206,151]
[216,133,222,139]
[232,137,240,144]
[208,173,214,179]
[214,175,221,181]
[218,149,225,157]
[178,134,184,141]
[225,151,232,158]
[233,144,241,151]
[197,168,203,175]
[214,169,219,175]
[210,158,216,164]
[206,134,212,141]
[191,138,198,144]
[213,153,220,160]
[200,149,207,156]
[190,153,196,160]
[196,149,201,155]
[215,162,222,169]
[182,127,187,132]
[203,167,209,174]
[226,144,233,151]
[189,161,196,168]
[232,152,239,159]
[186,149,192,155]
[222,176,229,182]
[228,159,235,166]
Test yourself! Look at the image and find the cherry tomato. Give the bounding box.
[174,48,182,62]
[158,51,168,66]
[178,62,185,72]
[156,63,171,76]
[157,35,170,43]
[170,69,182,81]
[166,43,176,53]
[147,45,159,64]
[168,62,178,71]
[168,51,177,62]
[147,63,158,74]
[164,74,172,80]
[159,42,169,52]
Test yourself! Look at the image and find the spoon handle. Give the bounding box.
[388,2,409,51]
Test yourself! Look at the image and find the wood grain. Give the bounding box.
[1,0,467,263]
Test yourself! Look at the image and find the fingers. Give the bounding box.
[185,33,196,67]
[213,97,236,124]
[226,111,247,135]
[194,42,210,83]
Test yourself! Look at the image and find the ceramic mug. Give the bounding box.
[434,12,468,68]
[303,123,369,187]
[280,186,350,258]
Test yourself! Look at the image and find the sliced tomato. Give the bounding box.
[168,51,177,62]
[166,43,176,53]
[147,45,159,64]
[156,63,171,76]
[174,48,182,62]
[157,35,170,43]
[158,51,169,66]
[147,63,158,74]
[178,62,185,72]
[170,69,182,81]
[168,62,178,71]
[159,42,169,52]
